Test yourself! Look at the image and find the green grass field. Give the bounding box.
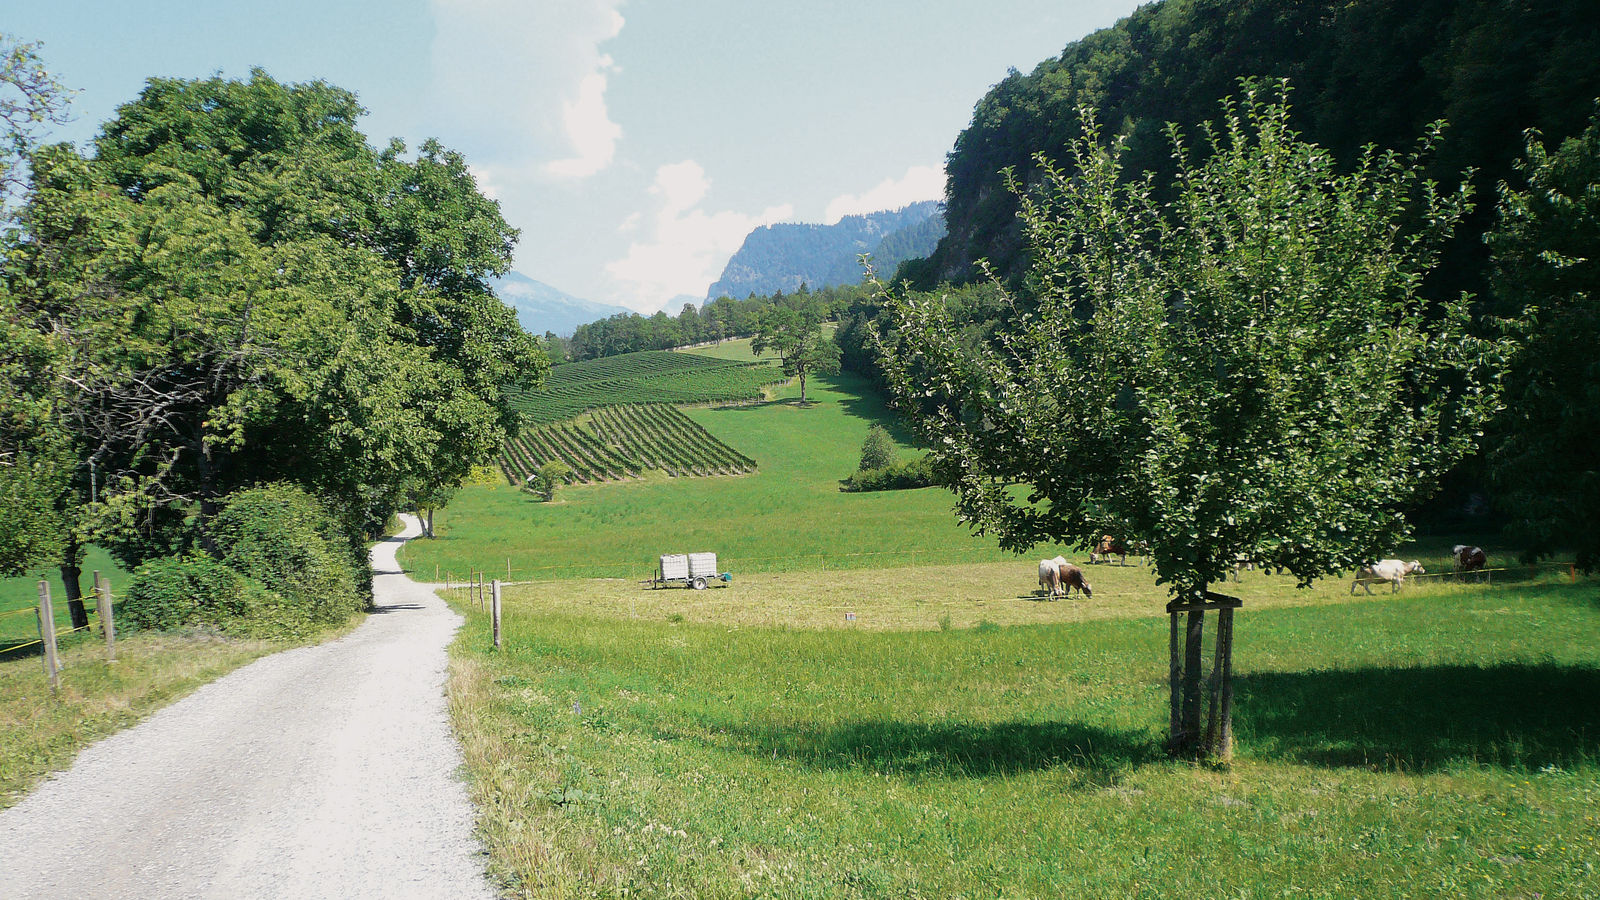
[449,576,1599,898]
[402,371,1000,582]
[0,547,130,650]
[420,358,1597,897]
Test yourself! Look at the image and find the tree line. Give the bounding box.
[556,282,871,363]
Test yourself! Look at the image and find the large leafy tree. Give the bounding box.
[0,34,74,599]
[1487,110,1600,570]
[873,84,1507,754]
[4,71,545,590]
[751,300,840,404]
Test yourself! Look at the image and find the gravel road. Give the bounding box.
[0,514,496,899]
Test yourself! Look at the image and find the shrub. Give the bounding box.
[531,460,572,501]
[839,455,937,493]
[858,424,896,471]
[211,483,365,625]
[121,553,296,636]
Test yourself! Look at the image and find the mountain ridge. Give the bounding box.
[707,201,944,300]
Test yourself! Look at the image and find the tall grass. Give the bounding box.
[450,580,1599,898]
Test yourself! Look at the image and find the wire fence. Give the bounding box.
[429,545,1032,586]
[433,553,1591,590]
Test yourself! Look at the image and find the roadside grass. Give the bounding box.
[0,616,365,810]
[400,371,1003,582]
[448,577,1600,898]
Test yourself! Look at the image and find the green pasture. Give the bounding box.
[677,336,762,362]
[448,574,1599,898]
[0,547,129,650]
[401,371,995,582]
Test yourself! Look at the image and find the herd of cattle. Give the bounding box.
[1034,538,1490,600]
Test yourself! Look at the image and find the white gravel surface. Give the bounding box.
[0,514,496,900]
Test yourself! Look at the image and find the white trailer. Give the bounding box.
[652,552,730,590]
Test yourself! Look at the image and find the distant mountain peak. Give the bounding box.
[707,200,944,300]
[490,272,633,337]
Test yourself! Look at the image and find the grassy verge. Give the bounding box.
[0,616,364,810]
[447,574,1599,898]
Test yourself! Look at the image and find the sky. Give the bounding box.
[8,0,1146,312]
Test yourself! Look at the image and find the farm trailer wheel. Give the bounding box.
[691,576,708,590]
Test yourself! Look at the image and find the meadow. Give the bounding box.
[448,574,1598,899]
[403,369,1012,583]
[0,546,128,651]
[417,359,1598,897]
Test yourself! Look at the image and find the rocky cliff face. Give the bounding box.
[707,201,944,300]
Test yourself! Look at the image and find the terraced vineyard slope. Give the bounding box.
[505,350,785,425]
[500,404,757,485]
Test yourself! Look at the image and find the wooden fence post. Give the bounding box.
[37,580,59,693]
[491,580,502,650]
[94,571,116,663]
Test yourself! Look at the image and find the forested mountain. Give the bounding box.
[707,201,944,300]
[921,0,1600,293]
[489,271,631,337]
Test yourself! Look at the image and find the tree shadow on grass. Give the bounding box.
[1235,662,1600,771]
[688,717,1163,785]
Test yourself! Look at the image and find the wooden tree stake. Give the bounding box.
[1182,609,1205,752]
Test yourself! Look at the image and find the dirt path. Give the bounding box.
[0,515,495,899]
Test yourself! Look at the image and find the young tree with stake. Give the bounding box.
[871,83,1509,757]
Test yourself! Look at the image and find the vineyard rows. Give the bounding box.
[500,404,757,485]
[505,350,786,425]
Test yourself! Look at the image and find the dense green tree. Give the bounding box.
[1487,111,1600,570]
[0,33,77,608]
[4,71,545,587]
[751,302,840,404]
[873,87,1507,754]
[931,0,1600,300]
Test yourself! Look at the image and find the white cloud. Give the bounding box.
[605,160,793,313]
[428,0,624,180]
[823,165,945,224]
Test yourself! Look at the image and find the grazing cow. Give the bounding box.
[1350,559,1425,594]
[1091,535,1128,565]
[1453,545,1487,580]
[1038,556,1091,599]
[1038,558,1062,597]
[1056,562,1093,598]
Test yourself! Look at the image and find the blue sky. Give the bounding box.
[10,0,1145,312]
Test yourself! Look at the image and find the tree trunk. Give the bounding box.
[798,369,808,403]
[60,536,87,631]
[426,508,435,538]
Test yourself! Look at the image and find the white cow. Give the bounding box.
[1350,559,1425,594]
[1037,555,1091,599]
[1038,558,1061,597]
